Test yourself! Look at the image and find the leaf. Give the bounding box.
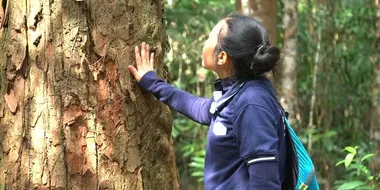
[357,164,370,176]
[345,153,355,168]
[344,146,357,154]
[337,181,365,190]
[183,151,192,157]
[171,127,179,138]
[189,162,204,169]
[336,160,345,166]
[192,157,205,163]
[191,171,204,177]
[360,154,375,163]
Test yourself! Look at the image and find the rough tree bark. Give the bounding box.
[236,0,277,45]
[371,0,380,173]
[0,0,179,189]
[279,0,298,125]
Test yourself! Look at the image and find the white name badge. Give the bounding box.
[213,122,227,136]
[213,91,223,101]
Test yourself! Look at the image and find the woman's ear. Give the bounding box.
[217,51,229,66]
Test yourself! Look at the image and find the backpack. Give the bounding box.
[283,116,319,190]
[212,81,320,190]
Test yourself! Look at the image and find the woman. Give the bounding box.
[129,14,298,190]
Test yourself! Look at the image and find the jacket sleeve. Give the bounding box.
[233,104,281,190]
[138,71,212,125]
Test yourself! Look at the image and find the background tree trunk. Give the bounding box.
[236,0,277,45]
[371,0,380,173]
[279,0,298,125]
[0,0,179,189]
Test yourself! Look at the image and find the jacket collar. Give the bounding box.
[210,75,274,115]
[214,76,239,92]
[210,77,245,115]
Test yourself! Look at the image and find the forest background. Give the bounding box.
[165,0,380,189]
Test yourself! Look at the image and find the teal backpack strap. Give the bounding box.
[299,166,315,190]
[284,118,319,190]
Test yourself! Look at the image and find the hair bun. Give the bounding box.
[250,45,280,76]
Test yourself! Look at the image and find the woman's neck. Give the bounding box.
[216,66,234,79]
[218,73,233,79]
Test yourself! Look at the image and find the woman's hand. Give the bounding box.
[128,42,155,82]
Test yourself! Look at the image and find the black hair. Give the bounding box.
[214,14,280,78]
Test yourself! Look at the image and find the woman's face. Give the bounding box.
[202,20,225,71]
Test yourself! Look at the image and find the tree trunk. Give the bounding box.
[0,0,179,189]
[279,0,298,125]
[236,0,277,45]
[371,0,380,173]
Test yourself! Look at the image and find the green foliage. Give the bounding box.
[335,146,380,190]
[189,150,206,182]
[297,0,378,186]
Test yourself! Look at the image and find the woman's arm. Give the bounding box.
[139,71,212,125]
[128,42,212,125]
[233,104,281,189]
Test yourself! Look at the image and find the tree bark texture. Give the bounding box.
[0,0,179,189]
[279,0,298,125]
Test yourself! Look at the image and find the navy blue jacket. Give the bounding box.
[139,71,287,190]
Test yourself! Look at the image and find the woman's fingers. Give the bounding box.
[128,65,141,81]
[135,46,141,67]
[146,44,150,62]
[141,42,146,65]
[150,53,154,69]
[130,42,154,81]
